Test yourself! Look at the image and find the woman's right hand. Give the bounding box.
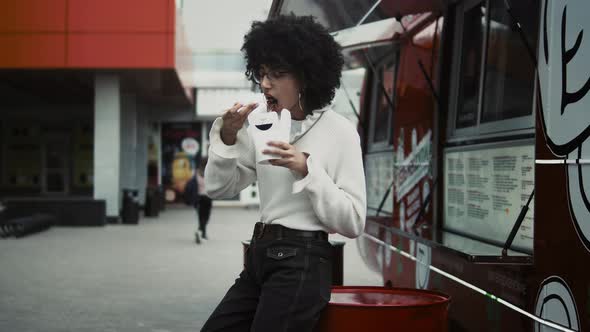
[220,102,258,145]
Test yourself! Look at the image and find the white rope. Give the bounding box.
[362,233,577,332]
[536,159,590,165]
[356,0,383,27]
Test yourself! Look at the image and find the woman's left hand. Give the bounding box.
[263,141,309,176]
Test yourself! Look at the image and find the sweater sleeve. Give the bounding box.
[292,130,367,238]
[204,117,257,199]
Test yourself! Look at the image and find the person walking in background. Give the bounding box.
[196,159,212,240]
[183,170,201,244]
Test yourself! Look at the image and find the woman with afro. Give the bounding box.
[202,15,366,332]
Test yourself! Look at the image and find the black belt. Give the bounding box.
[253,222,328,241]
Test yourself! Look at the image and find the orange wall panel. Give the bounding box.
[68,0,169,32]
[0,0,66,32]
[67,33,170,68]
[0,34,66,67]
[167,1,175,32]
[167,34,174,67]
[0,0,178,69]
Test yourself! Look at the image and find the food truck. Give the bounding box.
[269,0,589,330]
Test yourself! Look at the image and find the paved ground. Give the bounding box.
[0,205,381,332]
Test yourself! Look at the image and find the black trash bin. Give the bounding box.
[122,189,139,224]
[144,187,160,217]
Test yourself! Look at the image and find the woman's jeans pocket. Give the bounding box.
[266,246,298,260]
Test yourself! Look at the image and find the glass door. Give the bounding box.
[42,136,70,194]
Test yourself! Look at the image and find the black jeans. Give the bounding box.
[197,195,212,235]
[201,230,333,332]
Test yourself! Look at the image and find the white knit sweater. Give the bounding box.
[204,108,366,238]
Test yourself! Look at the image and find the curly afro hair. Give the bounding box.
[241,15,344,114]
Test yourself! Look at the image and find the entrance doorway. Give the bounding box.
[42,136,70,194]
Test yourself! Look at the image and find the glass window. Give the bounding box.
[370,60,396,147]
[333,68,366,127]
[452,0,538,135]
[481,1,538,123]
[443,0,540,257]
[373,68,394,143]
[365,151,394,216]
[365,54,397,215]
[456,3,485,129]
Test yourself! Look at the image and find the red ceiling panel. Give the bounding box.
[0,0,182,71]
[67,33,170,68]
[0,0,66,32]
[68,0,169,32]
[167,0,175,33]
[167,34,174,67]
[0,34,66,67]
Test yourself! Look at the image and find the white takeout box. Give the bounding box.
[247,107,291,165]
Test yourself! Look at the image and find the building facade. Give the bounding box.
[0,0,195,223]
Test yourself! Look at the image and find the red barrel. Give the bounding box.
[315,286,450,332]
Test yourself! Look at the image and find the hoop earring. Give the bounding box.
[298,92,304,113]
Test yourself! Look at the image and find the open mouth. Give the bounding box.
[265,94,279,112]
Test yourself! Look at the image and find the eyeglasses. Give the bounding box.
[253,69,290,84]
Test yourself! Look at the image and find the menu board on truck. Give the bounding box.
[444,143,534,252]
[365,151,395,216]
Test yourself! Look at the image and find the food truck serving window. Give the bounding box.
[442,0,539,254]
[368,57,398,150]
[455,3,483,130]
[448,0,538,139]
[480,1,537,124]
[365,53,398,217]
